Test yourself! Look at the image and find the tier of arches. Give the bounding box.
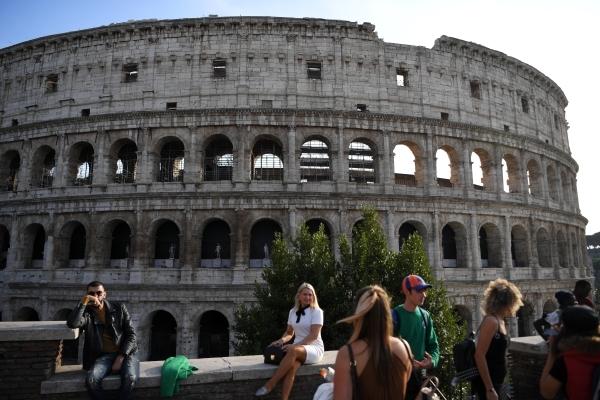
[0,211,587,273]
[0,127,579,211]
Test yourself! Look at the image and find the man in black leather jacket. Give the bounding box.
[67,281,139,400]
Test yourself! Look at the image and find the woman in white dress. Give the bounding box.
[255,283,324,399]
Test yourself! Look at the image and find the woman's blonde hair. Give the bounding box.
[293,283,320,310]
[481,278,523,316]
[337,285,394,389]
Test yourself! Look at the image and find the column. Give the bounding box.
[566,227,576,278]
[180,208,195,284]
[539,155,549,206]
[431,212,442,278]
[53,133,67,187]
[288,206,297,238]
[462,138,473,197]
[183,125,199,184]
[551,222,560,278]
[535,295,544,321]
[381,130,393,192]
[129,208,145,284]
[6,214,19,281]
[285,125,298,188]
[519,148,529,202]
[425,132,436,196]
[336,126,347,191]
[232,208,247,283]
[386,209,397,252]
[493,143,504,200]
[529,216,538,273]
[94,127,107,185]
[136,127,151,185]
[469,213,479,276]
[233,124,249,187]
[503,216,513,273]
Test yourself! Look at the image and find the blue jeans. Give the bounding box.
[86,352,140,400]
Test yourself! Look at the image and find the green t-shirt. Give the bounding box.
[394,305,440,369]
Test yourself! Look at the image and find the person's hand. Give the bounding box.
[413,352,433,370]
[269,339,283,347]
[282,344,294,352]
[111,355,124,374]
[486,389,499,400]
[81,295,101,307]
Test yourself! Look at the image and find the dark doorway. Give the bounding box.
[198,311,230,358]
[149,311,177,361]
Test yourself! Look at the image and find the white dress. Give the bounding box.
[287,307,325,364]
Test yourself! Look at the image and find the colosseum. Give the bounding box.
[0,16,590,361]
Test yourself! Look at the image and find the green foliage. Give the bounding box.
[232,223,352,355]
[586,231,600,248]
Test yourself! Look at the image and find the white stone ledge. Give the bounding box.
[41,351,338,394]
[0,321,78,341]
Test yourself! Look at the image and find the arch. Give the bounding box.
[249,219,282,261]
[31,146,56,188]
[66,143,95,186]
[472,148,495,191]
[526,159,542,196]
[0,150,20,192]
[480,223,502,268]
[502,153,521,193]
[110,221,132,260]
[251,139,283,181]
[113,141,138,184]
[14,306,40,321]
[393,142,421,186]
[204,136,234,181]
[453,305,473,333]
[511,225,529,268]
[517,301,535,337]
[305,219,331,237]
[546,165,559,201]
[198,310,230,358]
[536,227,551,268]
[69,224,86,260]
[556,230,568,268]
[22,224,45,269]
[349,140,376,184]
[201,220,231,260]
[441,222,468,268]
[436,145,460,188]
[300,139,331,182]
[149,310,177,361]
[154,221,180,260]
[0,225,10,271]
[560,171,571,205]
[157,140,185,182]
[398,222,417,250]
[55,221,87,268]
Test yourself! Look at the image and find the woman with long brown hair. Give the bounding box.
[333,285,412,400]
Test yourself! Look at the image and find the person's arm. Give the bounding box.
[417,312,439,369]
[390,337,413,377]
[333,345,352,400]
[474,316,499,400]
[287,324,322,348]
[540,337,564,399]
[533,317,549,339]
[269,324,295,347]
[113,303,137,373]
[66,295,93,329]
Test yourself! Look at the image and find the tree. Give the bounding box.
[232,222,351,355]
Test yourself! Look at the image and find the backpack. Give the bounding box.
[592,364,600,400]
[392,306,428,337]
[452,331,479,382]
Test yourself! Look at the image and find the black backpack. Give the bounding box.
[452,331,479,382]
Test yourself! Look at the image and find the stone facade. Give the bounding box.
[0,17,590,360]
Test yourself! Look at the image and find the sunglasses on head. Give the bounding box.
[88,291,104,296]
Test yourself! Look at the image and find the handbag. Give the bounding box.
[418,376,447,400]
[263,345,286,365]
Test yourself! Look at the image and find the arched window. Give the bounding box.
[31,226,46,269]
[198,311,230,358]
[110,222,132,260]
[399,223,418,250]
[479,227,488,265]
[471,152,484,190]
[502,154,521,193]
[472,149,495,191]
[527,160,542,196]
[14,307,39,321]
[69,224,86,261]
[348,141,375,183]
[300,140,330,182]
[442,225,457,267]
[511,226,529,268]
[0,226,9,271]
[393,144,417,186]
[149,311,177,361]
[0,152,20,192]
[154,221,180,264]
[204,138,233,181]
[557,231,568,268]
[560,171,571,204]
[157,141,185,182]
[536,228,551,268]
[435,148,454,188]
[74,145,94,186]
[546,165,559,201]
[115,143,138,184]
[252,140,283,181]
[249,220,282,265]
[201,220,231,268]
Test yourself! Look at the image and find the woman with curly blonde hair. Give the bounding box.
[333,285,412,400]
[473,279,523,400]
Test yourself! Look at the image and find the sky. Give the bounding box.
[0,0,598,232]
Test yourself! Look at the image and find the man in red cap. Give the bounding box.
[392,274,440,399]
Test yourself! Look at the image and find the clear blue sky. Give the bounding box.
[1,0,599,232]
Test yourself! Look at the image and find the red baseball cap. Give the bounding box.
[403,275,433,292]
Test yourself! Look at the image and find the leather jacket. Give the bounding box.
[67,299,138,370]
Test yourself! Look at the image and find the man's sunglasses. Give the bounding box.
[88,291,104,296]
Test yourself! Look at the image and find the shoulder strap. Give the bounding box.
[347,344,363,400]
[392,308,400,337]
[418,307,429,330]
